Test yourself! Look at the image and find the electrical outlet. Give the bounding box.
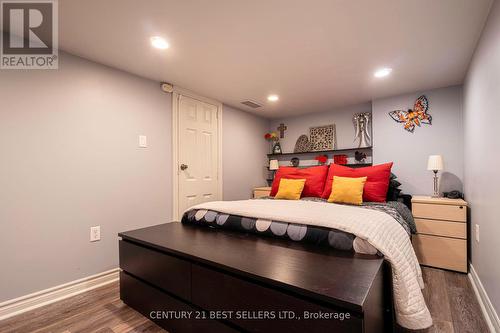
[475,224,480,243]
[139,135,147,148]
[90,226,101,242]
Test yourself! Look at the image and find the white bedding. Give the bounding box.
[189,199,432,330]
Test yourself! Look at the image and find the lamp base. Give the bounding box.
[432,171,440,198]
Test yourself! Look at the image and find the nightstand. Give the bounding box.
[253,186,271,198]
[411,196,468,273]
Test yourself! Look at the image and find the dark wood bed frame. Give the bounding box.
[119,222,395,333]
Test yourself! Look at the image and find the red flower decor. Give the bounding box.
[264,132,278,141]
[315,154,328,164]
[333,154,348,165]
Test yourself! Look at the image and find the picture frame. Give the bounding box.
[272,142,282,154]
[309,124,336,151]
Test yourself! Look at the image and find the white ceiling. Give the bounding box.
[59,0,493,118]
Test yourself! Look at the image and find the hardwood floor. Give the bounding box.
[397,267,489,333]
[0,283,164,333]
[0,267,489,333]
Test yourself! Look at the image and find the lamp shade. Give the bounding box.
[427,155,443,171]
[269,159,279,171]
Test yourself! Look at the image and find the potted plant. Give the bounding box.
[264,132,282,154]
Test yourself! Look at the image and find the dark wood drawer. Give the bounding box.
[120,272,237,333]
[119,240,191,300]
[191,264,362,333]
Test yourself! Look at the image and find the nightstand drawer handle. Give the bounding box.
[459,206,464,209]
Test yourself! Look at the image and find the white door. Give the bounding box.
[177,94,220,217]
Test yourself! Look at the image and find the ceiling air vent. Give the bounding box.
[241,100,262,109]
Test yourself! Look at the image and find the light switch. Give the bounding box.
[90,226,101,242]
[139,135,147,148]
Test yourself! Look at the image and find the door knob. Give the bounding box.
[180,164,188,171]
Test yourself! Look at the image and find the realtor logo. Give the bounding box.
[1,0,58,69]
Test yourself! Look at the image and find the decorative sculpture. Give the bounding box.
[388,95,432,133]
[355,151,367,163]
[314,154,328,165]
[353,112,372,148]
[333,154,348,165]
[294,134,311,153]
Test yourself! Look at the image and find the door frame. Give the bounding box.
[172,86,223,220]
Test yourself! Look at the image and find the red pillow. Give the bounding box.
[270,165,328,198]
[321,163,393,202]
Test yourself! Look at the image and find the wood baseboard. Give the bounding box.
[469,264,500,333]
[0,268,119,321]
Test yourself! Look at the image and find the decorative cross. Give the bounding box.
[277,123,287,138]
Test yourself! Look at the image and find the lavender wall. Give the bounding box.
[464,0,500,319]
[372,86,464,195]
[0,52,173,302]
[269,103,372,166]
[270,103,372,151]
[0,52,269,302]
[270,86,463,196]
[223,105,270,200]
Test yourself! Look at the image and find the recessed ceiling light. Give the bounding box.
[374,68,392,78]
[150,36,169,50]
[267,94,279,102]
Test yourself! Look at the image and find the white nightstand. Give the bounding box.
[411,196,468,273]
[253,186,271,198]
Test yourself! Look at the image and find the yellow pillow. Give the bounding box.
[327,176,367,205]
[274,178,306,200]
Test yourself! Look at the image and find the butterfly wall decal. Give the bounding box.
[388,95,432,133]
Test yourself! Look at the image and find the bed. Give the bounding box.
[119,165,432,332]
[119,196,432,332]
[183,197,416,255]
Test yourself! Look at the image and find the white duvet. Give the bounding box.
[189,199,432,330]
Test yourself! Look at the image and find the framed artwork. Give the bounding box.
[309,124,335,151]
[272,142,282,154]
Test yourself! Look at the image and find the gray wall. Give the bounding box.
[0,52,268,302]
[0,52,173,302]
[222,105,270,200]
[270,103,372,151]
[372,86,464,195]
[270,87,463,195]
[464,0,500,315]
[269,103,372,166]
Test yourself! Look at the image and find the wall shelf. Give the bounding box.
[267,146,372,158]
[266,147,373,186]
[266,163,372,171]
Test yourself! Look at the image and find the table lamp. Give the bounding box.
[269,159,279,171]
[268,159,279,183]
[427,155,443,197]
